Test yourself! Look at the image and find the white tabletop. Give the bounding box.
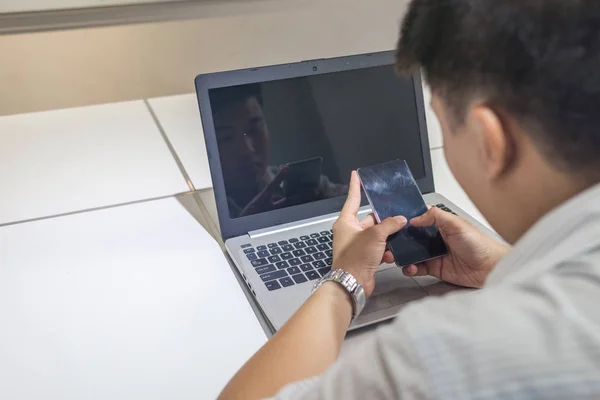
[0,197,267,400]
[0,101,189,225]
[147,95,213,191]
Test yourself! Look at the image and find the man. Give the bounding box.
[211,85,346,217]
[220,0,600,398]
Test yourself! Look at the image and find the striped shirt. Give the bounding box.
[270,183,600,399]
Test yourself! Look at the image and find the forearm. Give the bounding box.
[218,282,353,400]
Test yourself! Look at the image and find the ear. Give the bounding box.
[470,105,513,179]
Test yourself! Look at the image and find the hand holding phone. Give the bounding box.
[357,160,448,267]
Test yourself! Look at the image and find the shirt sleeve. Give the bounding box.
[267,273,600,400]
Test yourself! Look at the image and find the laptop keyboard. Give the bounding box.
[434,203,457,216]
[243,230,334,291]
[243,205,455,292]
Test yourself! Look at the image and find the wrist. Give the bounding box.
[319,281,353,319]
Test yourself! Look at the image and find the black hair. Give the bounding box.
[209,83,264,115]
[396,0,600,179]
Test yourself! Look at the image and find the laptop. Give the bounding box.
[195,51,495,332]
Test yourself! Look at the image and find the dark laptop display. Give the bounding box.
[208,65,426,219]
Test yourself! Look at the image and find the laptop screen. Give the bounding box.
[208,65,426,219]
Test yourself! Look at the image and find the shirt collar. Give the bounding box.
[486,182,600,286]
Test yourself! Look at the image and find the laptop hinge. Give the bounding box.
[248,206,372,240]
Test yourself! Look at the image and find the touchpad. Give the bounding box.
[362,266,428,315]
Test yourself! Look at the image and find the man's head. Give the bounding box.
[396,0,600,242]
[210,84,271,199]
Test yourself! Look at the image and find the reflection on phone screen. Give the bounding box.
[358,160,447,266]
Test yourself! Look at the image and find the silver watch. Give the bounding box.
[312,269,366,321]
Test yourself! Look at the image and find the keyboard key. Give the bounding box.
[293,249,306,257]
[310,233,320,238]
[281,252,293,260]
[270,247,283,254]
[318,236,330,243]
[317,244,329,251]
[306,271,320,280]
[314,252,326,260]
[436,203,445,207]
[288,266,301,275]
[241,244,252,249]
[301,255,315,263]
[306,239,318,246]
[300,235,310,240]
[282,244,294,252]
[292,274,308,284]
[278,240,289,246]
[325,250,333,257]
[293,242,307,249]
[289,258,302,266]
[268,243,278,248]
[257,245,267,251]
[300,263,313,272]
[320,231,330,236]
[246,253,258,261]
[243,248,256,254]
[325,258,333,266]
[251,259,269,267]
[260,270,288,282]
[265,281,282,291]
[305,246,317,254]
[280,277,295,287]
[312,260,326,268]
[318,267,331,277]
[289,237,300,243]
[257,250,270,258]
[268,255,282,263]
[276,261,290,270]
[256,265,276,274]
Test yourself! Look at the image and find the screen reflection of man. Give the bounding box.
[210,84,346,218]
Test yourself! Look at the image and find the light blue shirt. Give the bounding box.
[271,183,600,399]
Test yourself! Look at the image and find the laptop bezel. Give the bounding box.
[195,51,435,240]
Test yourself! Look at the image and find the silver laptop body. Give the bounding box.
[195,52,497,332]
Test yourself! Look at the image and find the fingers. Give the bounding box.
[382,250,395,264]
[410,206,462,232]
[269,166,289,188]
[360,213,377,229]
[374,216,407,238]
[402,264,430,277]
[340,171,362,218]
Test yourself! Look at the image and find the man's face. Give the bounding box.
[430,95,493,221]
[214,96,271,194]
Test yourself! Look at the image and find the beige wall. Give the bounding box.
[0,0,407,116]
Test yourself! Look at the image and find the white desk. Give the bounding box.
[0,101,189,225]
[147,95,213,191]
[422,84,443,149]
[0,198,267,400]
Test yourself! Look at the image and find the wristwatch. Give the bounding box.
[312,269,366,321]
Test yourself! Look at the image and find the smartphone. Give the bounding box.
[357,159,448,267]
[282,157,323,197]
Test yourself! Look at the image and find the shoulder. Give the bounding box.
[392,268,600,398]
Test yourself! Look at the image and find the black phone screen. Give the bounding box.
[358,160,447,266]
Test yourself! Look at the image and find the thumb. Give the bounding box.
[410,207,463,233]
[374,216,407,238]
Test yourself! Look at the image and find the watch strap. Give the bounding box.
[312,269,366,321]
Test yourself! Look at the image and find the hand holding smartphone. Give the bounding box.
[357,160,448,267]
